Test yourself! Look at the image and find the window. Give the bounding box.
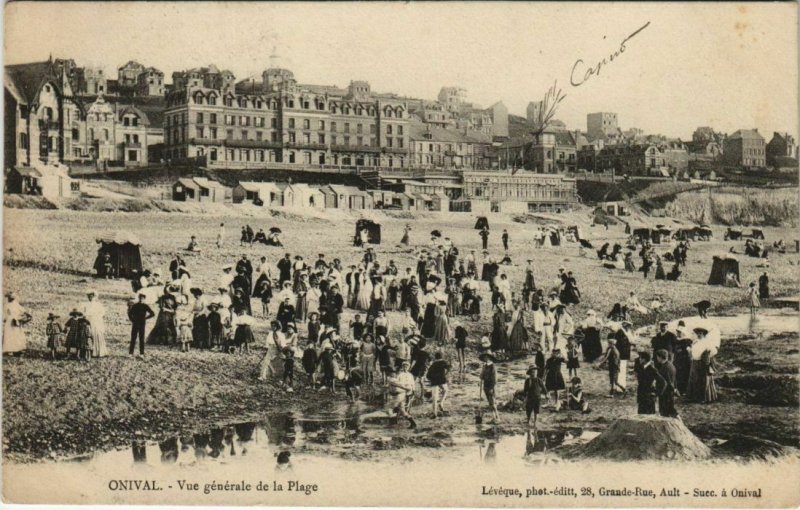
[318,120,325,130]
[240,116,250,126]
[225,115,235,126]
[103,128,109,141]
[210,128,217,139]
[256,131,263,141]
[357,136,363,146]
[331,122,337,132]
[71,128,79,141]
[398,138,404,149]
[19,133,28,149]
[344,123,350,133]
[271,131,278,142]
[303,133,311,144]
[123,117,130,127]
[241,131,248,141]
[196,127,204,139]
[318,134,325,144]
[288,132,296,143]
[227,129,233,139]
[209,148,218,161]
[288,118,295,129]
[197,112,204,124]
[370,124,376,135]
[270,118,277,128]
[303,119,310,129]
[386,124,393,135]
[332,135,338,145]
[398,125,404,135]
[289,152,296,163]
[344,136,350,146]
[357,124,363,134]
[208,95,217,105]
[386,137,393,148]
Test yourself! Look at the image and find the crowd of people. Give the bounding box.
[3,218,773,433]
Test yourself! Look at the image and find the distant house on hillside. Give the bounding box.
[723,129,766,169]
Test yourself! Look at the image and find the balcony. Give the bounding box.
[382,146,408,155]
[38,119,59,130]
[444,150,457,157]
[286,141,327,150]
[223,139,282,149]
[124,142,142,149]
[189,137,219,145]
[330,144,380,153]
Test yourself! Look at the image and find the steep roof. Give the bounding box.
[5,61,62,104]
[728,129,764,141]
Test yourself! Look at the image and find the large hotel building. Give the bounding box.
[163,66,410,169]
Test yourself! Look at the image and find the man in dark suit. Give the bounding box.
[128,293,155,356]
[236,254,253,292]
[633,351,665,415]
[169,253,185,281]
[277,253,292,287]
[651,321,677,361]
[655,349,679,418]
[325,286,344,332]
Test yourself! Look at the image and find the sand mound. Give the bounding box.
[571,415,712,461]
[715,435,798,461]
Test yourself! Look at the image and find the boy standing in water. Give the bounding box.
[479,353,499,423]
[523,366,547,428]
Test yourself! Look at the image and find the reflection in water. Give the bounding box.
[276,450,293,472]
[483,442,497,464]
[159,437,178,464]
[132,441,147,463]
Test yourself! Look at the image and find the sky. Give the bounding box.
[4,2,798,139]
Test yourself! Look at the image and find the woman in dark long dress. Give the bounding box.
[580,310,603,361]
[560,274,581,305]
[544,348,566,407]
[673,336,693,395]
[507,302,529,354]
[490,305,509,353]
[190,288,210,349]
[147,289,178,345]
[420,298,438,339]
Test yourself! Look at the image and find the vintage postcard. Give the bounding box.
[2,1,799,507]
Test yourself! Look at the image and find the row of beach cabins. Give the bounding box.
[171,177,451,211]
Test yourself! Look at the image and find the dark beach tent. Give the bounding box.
[354,219,381,245]
[724,228,742,241]
[696,226,713,240]
[751,229,765,240]
[269,227,282,234]
[550,230,561,246]
[94,232,142,279]
[633,227,651,243]
[474,216,489,230]
[708,255,740,285]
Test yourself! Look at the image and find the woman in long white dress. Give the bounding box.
[81,290,109,357]
[357,273,373,311]
[3,293,30,354]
